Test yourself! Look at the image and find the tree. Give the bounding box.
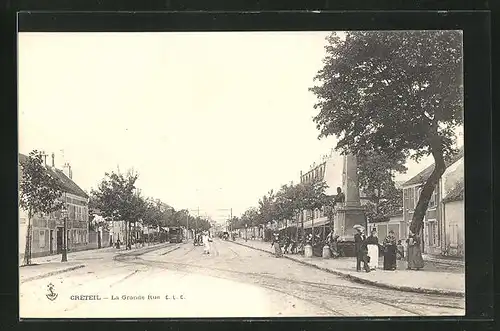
[274,185,297,227]
[90,170,143,250]
[357,150,405,222]
[19,150,64,265]
[310,30,463,234]
[258,190,277,226]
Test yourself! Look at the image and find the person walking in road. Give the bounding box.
[382,230,398,270]
[353,225,370,272]
[366,228,379,270]
[202,231,211,254]
[271,232,283,257]
[407,230,424,270]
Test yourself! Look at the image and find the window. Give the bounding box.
[39,230,46,248]
[407,188,415,210]
[69,205,75,220]
[415,187,422,208]
[428,186,438,209]
[427,220,438,246]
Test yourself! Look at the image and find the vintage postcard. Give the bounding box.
[18,30,465,318]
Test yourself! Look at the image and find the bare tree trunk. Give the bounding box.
[410,138,446,235]
[23,210,33,266]
[23,220,32,266]
[124,220,128,250]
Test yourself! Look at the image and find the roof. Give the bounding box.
[442,179,464,203]
[403,147,464,187]
[19,153,89,199]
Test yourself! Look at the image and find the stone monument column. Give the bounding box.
[334,153,366,256]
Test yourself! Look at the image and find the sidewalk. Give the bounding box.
[20,262,85,283]
[232,239,465,297]
[19,242,166,283]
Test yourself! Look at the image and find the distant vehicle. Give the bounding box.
[168,227,183,243]
[222,232,229,240]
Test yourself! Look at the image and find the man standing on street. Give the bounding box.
[354,225,370,272]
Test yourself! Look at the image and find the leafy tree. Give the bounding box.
[310,30,463,234]
[258,190,277,226]
[90,170,143,250]
[228,216,242,230]
[20,151,65,265]
[274,184,297,227]
[357,150,406,222]
[240,208,259,227]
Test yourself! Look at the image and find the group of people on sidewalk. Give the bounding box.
[354,225,424,273]
[270,223,425,273]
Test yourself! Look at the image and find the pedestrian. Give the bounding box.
[382,230,397,270]
[353,225,370,272]
[271,232,283,257]
[407,230,424,270]
[396,240,405,260]
[366,228,379,270]
[283,235,290,254]
[326,230,340,258]
[202,231,211,254]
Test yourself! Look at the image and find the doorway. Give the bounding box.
[56,227,63,253]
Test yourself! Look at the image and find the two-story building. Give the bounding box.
[440,153,465,258]
[401,148,464,256]
[19,153,90,260]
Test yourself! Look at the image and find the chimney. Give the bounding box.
[68,164,72,179]
[51,153,55,167]
[63,163,71,179]
[42,151,47,166]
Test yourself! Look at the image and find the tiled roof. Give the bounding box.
[19,153,89,199]
[442,179,464,203]
[403,147,464,187]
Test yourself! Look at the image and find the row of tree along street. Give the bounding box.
[89,170,211,249]
[20,151,212,265]
[233,30,463,258]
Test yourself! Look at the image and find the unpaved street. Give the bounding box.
[20,240,465,318]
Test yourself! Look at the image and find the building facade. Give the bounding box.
[402,148,464,256]
[440,156,464,257]
[19,153,90,260]
[370,213,407,243]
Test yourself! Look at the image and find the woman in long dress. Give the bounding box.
[382,230,397,270]
[271,233,283,257]
[407,230,424,270]
[366,228,379,270]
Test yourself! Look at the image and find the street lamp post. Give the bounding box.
[61,201,68,262]
[245,223,248,242]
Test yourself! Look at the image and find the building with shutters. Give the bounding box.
[19,153,90,260]
[401,147,464,256]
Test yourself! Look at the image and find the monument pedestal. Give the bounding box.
[335,206,366,257]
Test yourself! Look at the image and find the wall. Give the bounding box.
[88,229,112,249]
[444,200,464,257]
[19,192,90,260]
[371,215,405,243]
[439,157,464,253]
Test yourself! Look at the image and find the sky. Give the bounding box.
[18,32,462,223]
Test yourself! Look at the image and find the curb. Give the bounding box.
[114,242,180,261]
[231,241,465,298]
[20,264,86,284]
[161,246,181,255]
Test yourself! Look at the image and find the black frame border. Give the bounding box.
[1,7,493,331]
